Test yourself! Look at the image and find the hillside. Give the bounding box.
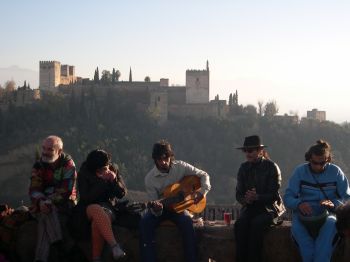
[1,88,350,206]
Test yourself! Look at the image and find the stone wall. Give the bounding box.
[168,102,228,120]
[14,220,350,262]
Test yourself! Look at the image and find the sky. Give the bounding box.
[1,0,350,123]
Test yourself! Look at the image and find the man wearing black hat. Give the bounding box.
[234,135,285,262]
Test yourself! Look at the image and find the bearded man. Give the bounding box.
[29,135,77,262]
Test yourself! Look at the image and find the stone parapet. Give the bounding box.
[15,220,349,262]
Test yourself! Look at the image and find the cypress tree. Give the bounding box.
[94,67,100,84]
[112,68,116,84]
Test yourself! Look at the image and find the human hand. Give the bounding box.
[320,199,334,209]
[149,201,163,212]
[298,202,313,216]
[0,204,14,218]
[149,200,163,216]
[192,192,204,204]
[39,199,52,214]
[97,169,116,181]
[245,188,258,204]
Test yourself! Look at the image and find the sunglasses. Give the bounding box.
[242,148,257,153]
[310,160,327,166]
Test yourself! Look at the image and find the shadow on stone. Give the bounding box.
[14,220,350,262]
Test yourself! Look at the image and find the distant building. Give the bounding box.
[149,90,168,124]
[306,108,326,121]
[273,114,299,124]
[185,61,210,104]
[37,60,228,122]
[39,61,77,89]
[169,99,228,120]
[0,85,40,112]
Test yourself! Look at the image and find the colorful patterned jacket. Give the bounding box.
[29,153,77,213]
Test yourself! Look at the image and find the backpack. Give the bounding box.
[0,210,32,257]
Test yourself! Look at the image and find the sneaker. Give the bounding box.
[111,244,126,260]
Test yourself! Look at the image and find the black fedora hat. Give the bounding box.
[236,135,267,149]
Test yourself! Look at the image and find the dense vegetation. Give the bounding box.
[1,87,350,206]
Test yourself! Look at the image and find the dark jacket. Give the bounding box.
[70,162,127,239]
[78,162,127,205]
[236,157,285,217]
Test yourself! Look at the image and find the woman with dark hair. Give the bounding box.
[284,140,350,262]
[73,149,127,262]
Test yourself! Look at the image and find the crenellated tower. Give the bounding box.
[39,60,76,89]
[185,60,210,104]
[39,61,61,89]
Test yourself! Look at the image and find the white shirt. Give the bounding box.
[144,160,211,200]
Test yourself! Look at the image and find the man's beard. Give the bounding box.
[41,154,59,163]
[157,162,171,173]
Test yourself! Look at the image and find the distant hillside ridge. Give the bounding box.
[0,92,350,206]
[0,66,38,88]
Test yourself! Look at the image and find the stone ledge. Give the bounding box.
[15,220,350,262]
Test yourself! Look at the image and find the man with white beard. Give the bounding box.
[29,135,77,262]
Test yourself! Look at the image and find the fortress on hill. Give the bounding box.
[39,61,77,89]
[0,60,326,123]
[38,60,228,122]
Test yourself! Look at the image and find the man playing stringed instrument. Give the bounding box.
[139,139,211,262]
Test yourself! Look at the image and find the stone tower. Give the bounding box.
[185,61,209,104]
[39,61,61,89]
[149,90,168,123]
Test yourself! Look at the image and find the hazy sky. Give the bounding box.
[1,0,350,123]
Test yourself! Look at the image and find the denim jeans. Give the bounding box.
[139,209,197,262]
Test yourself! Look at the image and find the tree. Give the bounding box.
[112,68,116,84]
[116,70,121,81]
[94,67,100,84]
[0,85,4,97]
[243,104,258,116]
[264,100,279,117]
[129,67,132,82]
[144,76,151,82]
[229,93,233,106]
[233,90,238,105]
[68,88,78,118]
[101,70,112,84]
[0,108,3,134]
[258,100,264,116]
[4,80,16,92]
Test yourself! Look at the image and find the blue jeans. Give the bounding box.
[139,209,197,262]
[292,214,339,262]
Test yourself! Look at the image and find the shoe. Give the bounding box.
[111,244,126,260]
